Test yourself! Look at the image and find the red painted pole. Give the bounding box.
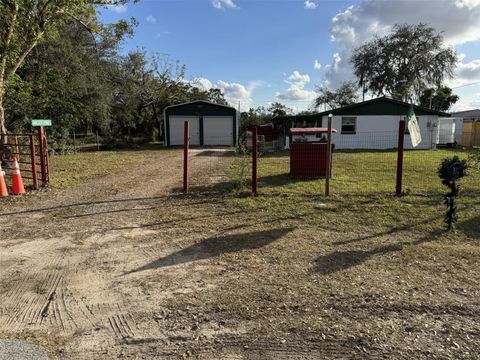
[396,120,406,196]
[183,121,189,194]
[29,134,38,190]
[252,127,258,195]
[38,126,47,185]
[325,114,333,196]
[43,129,49,183]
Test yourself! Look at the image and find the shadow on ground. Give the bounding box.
[125,227,295,274]
[0,195,171,217]
[258,174,320,187]
[314,229,446,275]
[457,214,480,239]
[332,214,442,246]
[191,149,235,157]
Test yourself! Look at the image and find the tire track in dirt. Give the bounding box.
[0,149,232,358]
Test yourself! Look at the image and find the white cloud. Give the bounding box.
[105,4,127,13]
[276,85,317,102]
[216,80,252,108]
[212,0,237,9]
[286,71,310,87]
[445,58,480,89]
[185,78,265,108]
[191,77,213,91]
[453,59,480,85]
[325,0,480,88]
[314,60,322,70]
[455,0,480,9]
[304,1,318,10]
[451,92,480,111]
[146,15,156,24]
[276,71,316,102]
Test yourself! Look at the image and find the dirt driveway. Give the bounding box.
[0,148,246,359]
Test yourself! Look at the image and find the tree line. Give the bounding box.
[0,0,227,144]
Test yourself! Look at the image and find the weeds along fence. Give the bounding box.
[248,125,479,198]
[49,131,101,154]
[331,127,479,197]
[180,122,479,198]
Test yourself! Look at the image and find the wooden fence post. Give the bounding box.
[252,127,258,195]
[183,121,189,193]
[396,120,406,196]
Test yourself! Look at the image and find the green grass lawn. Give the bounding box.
[220,148,480,239]
[48,144,169,189]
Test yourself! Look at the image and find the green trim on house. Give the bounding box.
[164,100,237,146]
[316,97,451,117]
[272,97,450,128]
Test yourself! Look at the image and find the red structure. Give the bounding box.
[0,128,49,190]
[289,128,336,178]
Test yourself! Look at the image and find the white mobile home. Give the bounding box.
[275,97,452,150]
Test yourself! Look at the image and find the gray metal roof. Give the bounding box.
[450,109,480,118]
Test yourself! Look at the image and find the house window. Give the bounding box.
[341,117,356,134]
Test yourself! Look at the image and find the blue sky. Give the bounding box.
[101,0,480,112]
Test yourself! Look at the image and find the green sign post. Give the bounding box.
[32,119,52,127]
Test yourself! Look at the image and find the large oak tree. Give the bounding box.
[351,23,458,102]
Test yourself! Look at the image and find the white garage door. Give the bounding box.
[203,116,233,146]
[169,116,200,146]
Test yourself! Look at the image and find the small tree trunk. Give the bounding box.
[0,80,8,143]
[151,103,162,142]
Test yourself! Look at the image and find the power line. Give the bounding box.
[452,80,480,89]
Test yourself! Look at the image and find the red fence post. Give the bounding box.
[325,113,333,196]
[37,126,50,185]
[396,120,406,196]
[252,127,258,195]
[38,126,47,185]
[14,136,20,162]
[183,121,189,194]
[29,134,38,190]
[44,129,49,183]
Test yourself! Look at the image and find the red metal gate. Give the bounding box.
[0,128,49,190]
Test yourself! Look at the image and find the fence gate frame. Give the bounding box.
[0,127,50,189]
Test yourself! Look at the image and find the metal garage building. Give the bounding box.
[164,101,238,147]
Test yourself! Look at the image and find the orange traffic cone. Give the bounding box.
[0,164,8,197]
[11,157,25,195]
